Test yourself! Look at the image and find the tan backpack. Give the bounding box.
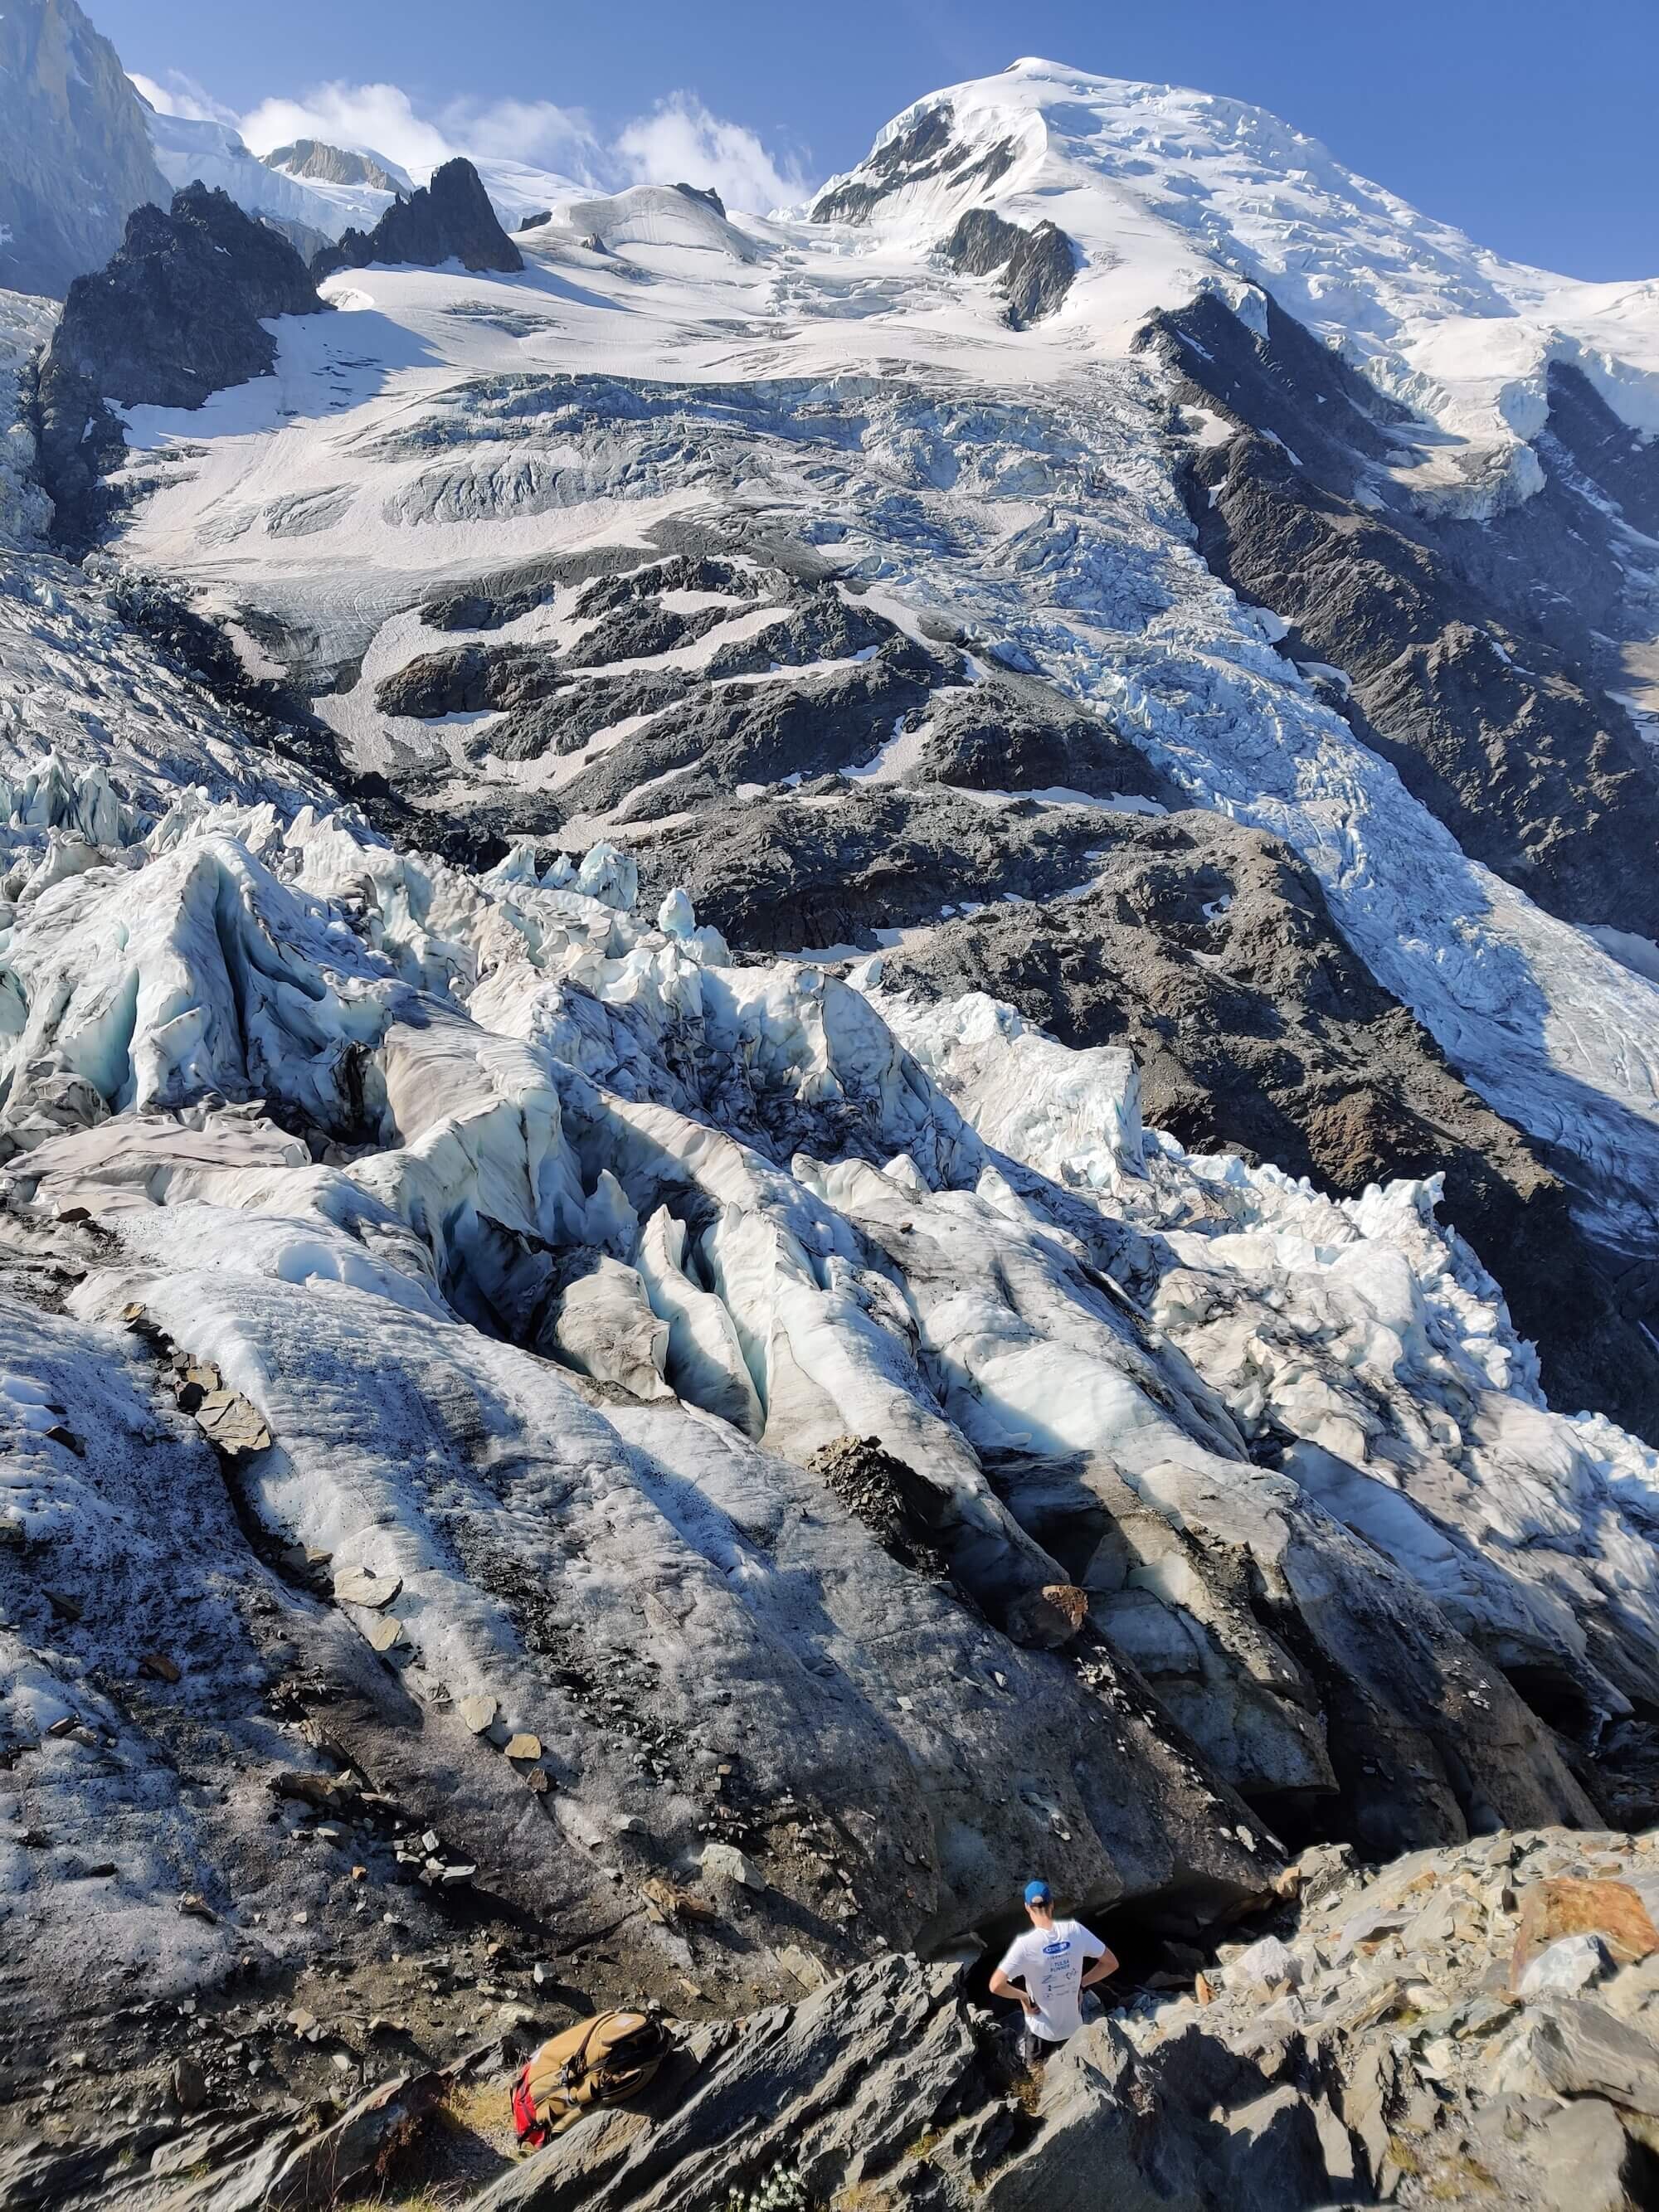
[511,2009,673,2146]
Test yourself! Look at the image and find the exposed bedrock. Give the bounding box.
[0,0,170,300]
[263,137,408,195]
[571,552,764,620]
[32,182,328,547]
[470,1826,1659,2212]
[1191,432,1659,938]
[943,207,1079,326]
[700,585,895,676]
[639,782,1141,954]
[810,102,1018,224]
[493,673,689,763]
[564,597,731,668]
[551,635,961,822]
[312,155,523,278]
[375,640,562,719]
[909,669,1179,804]
[1155,289,1659,940]
[876,809,1659,1446]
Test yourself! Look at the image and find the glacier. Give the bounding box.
[5,32,1659,2194]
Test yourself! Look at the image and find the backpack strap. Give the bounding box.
[558,2010,612,2089]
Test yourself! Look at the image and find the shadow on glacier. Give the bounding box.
[122,307,448,452]
[504,261,658,320]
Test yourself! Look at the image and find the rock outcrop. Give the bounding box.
[1158,289,1659,943]
[810,100,1018,224]
[0,0,169,299]
[944,207,1078,324]
[313,157,523,277]
[31,182,327,545]
[263,138,410,195]
[459,1825,1659,2212]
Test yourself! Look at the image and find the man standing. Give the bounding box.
[989,1879,1117,2064]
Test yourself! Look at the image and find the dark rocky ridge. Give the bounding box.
[313,157,523,277]
[1541,357,1659,541]
[877,809,1659,1446]
[639,780,1137,953]
[0,0,169,298]
[701,591,892,677]
[32,183,328,548]
[550,634,963,824]
[571,552,763,619]
[911,673,1176,804]
[493,672,688,762]
[375,641,562,719]
[1151,289,1659,940]
[565,599,731,669]
[944,207,1078,325]
[810,104,1017,224]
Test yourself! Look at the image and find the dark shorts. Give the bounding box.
[1014,1993,1102,2067]
[1018,2025,1065,2067]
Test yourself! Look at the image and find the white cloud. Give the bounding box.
[129,69,239,128]
[134,66,815,216]
[236,81,601,196]
[237,83,454,177]
[615,94,809,215]
[436,96,597,173]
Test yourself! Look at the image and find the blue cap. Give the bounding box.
[1023,1879,1051,1907]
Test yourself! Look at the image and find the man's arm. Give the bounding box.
[989,1969,1035,2012]
[1078,1945,1118,1991]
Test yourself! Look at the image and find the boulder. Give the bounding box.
[1512,1874,1659,1986]
[1228,1933,1302,1999]
[1502,2000,1659,2117]
[1518,1933,1613,2000]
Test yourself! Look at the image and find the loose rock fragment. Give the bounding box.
[333,1568,403,1611]
[191,1388,272,1456]
[1518,1933,1613,2000]
[700,1842,766,1890]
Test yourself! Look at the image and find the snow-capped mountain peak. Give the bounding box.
[814,58,1659,503]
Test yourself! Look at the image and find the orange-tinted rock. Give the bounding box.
[1510,1875,1659,1990]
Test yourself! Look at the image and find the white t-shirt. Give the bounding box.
[996,1918,1107,2042]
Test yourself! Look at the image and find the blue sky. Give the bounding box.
[101,0,1657,278]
